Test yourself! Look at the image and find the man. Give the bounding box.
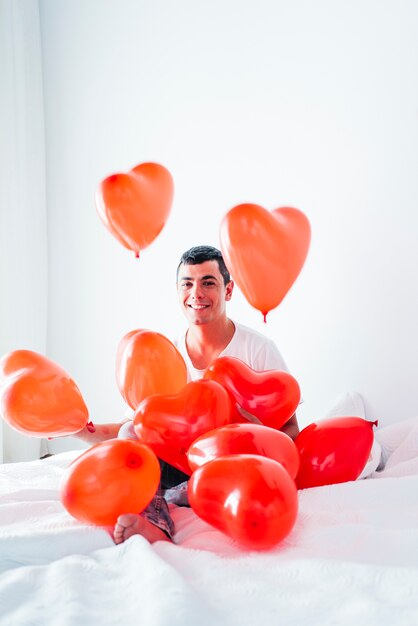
[76,245,300,544]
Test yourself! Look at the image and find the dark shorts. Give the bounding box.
[141,460,190,539]
[118,421,190,539]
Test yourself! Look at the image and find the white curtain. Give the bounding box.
[0,0,48,462]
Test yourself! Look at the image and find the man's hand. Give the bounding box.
[236,405,300,441]
[236,405,263,425]
[70,420,127,444]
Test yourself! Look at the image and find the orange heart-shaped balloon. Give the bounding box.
[133,379,232,475]
[220,204,311,320]
[204,356,300,430]
[187,423,300,479]
[60,438,160,526]
[295,417,377,489]
[95,162,173,257]
[116,329,187,410]
[0,349,89,437]
[188,454,298,549]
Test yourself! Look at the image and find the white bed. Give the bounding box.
[1,396,418,626]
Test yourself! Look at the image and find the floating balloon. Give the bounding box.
[134,379,232,475]
[95,162,173,257]
[204,356,300,430]
[188,454,298,549]
[220,204,311,320]
[188,423,300,479]
[116,329,187,410]
[60,438,160,526]
[295,416,377,489]
[0,349,89,437]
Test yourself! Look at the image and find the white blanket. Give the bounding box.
[1,404,418,625]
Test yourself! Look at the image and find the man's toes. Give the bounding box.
[113,523,124,544]
[116,513,138,530]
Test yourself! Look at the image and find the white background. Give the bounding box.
[2,0,418,456]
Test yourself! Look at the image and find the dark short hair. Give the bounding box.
[177,246,231,285]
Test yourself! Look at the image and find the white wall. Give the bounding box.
[38,0,418,452]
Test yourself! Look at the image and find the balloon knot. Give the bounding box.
[126,453,142,468]
[262,312,268,323]
[86,421,96,433]
[135,250,140,259]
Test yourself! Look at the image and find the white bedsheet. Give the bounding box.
[1,410,418,625]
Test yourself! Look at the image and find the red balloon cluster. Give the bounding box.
[0,336,376,547]
[117,345,299,548]
[123,348,300,549]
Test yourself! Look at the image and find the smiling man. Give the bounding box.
[76,245,300,545]
[113,246,300,545]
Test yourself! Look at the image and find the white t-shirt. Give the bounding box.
[173,321,289,381]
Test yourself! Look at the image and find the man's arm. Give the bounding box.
[73,420,128,445]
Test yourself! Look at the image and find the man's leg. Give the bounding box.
[114,514,171,544]
[113,491,175,544]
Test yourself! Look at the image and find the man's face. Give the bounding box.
[177,260,233,325]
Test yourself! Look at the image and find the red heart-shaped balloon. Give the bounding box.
[0,350,89,437]
[204,356,300,430]
[220,204,311,320]
[116,329,187,410]
[187,423,300,479]
[133,379,232,475]
[295,417,377,489]
[96,162,173,257]
[60,439,160,526]
[188,454,298,549]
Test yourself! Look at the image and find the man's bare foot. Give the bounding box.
[113,514,171,544]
